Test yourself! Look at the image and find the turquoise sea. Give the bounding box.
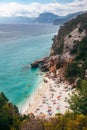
[0,24,59,112]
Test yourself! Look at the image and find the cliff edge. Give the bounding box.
[31,12,87,83]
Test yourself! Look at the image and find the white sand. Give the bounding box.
[22,75,73,118]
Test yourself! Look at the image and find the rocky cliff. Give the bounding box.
[31,12,87,82]
[49,12,87,76]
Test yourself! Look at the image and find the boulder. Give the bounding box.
[31,62,38,68]
[31,57,49,70]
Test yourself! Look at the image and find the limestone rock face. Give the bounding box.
[31,12,87,76]
[50,13,87,70]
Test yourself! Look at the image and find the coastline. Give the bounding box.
[18,71,44,114]
[21,71,73,118]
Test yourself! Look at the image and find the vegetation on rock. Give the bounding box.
[65,62,81,82]
[68,79,87,114]
[51,12,87,56]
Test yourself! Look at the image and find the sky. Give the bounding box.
[0,0,75,4]
[0,0,86,17]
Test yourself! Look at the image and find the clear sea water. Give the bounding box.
[0,24,59,112]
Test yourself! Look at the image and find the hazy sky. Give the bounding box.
[0,0,86,17]
[0,0,75,4]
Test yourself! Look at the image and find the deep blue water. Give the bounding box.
[0,24,59,112]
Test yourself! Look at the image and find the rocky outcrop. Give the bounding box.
[31,58,45,68]
[31,57,50,72]
[31,62,39,68]
[31,55,61,73]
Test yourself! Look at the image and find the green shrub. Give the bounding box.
[75,37,87,61]
[65,62,81,80]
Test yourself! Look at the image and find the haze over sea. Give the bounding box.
[0,24,59,112]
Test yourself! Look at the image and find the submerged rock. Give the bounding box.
[31,61,39,68]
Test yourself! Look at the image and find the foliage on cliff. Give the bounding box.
[44,113,87,130]
[51,12,87,55]
[68,79,87,114]
[65,37,87,81]
[0,92,21,130]
[57,13,87,129]
[59,13,87,116]
[50,12,87,81]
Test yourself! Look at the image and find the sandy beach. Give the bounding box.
[21,71,73,118]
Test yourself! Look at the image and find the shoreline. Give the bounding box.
[20,76,49,115]
[18,71,45,114]
[21,71,73,118]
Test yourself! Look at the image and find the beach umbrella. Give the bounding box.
[57,96,61,98]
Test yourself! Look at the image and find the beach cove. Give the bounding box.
[22,68,74,118]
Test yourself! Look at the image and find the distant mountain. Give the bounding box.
[0,13,60,24]
[0,12,84,24]
[53,12,83,25]
[35,12,61,23]
[0,16,36,24]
